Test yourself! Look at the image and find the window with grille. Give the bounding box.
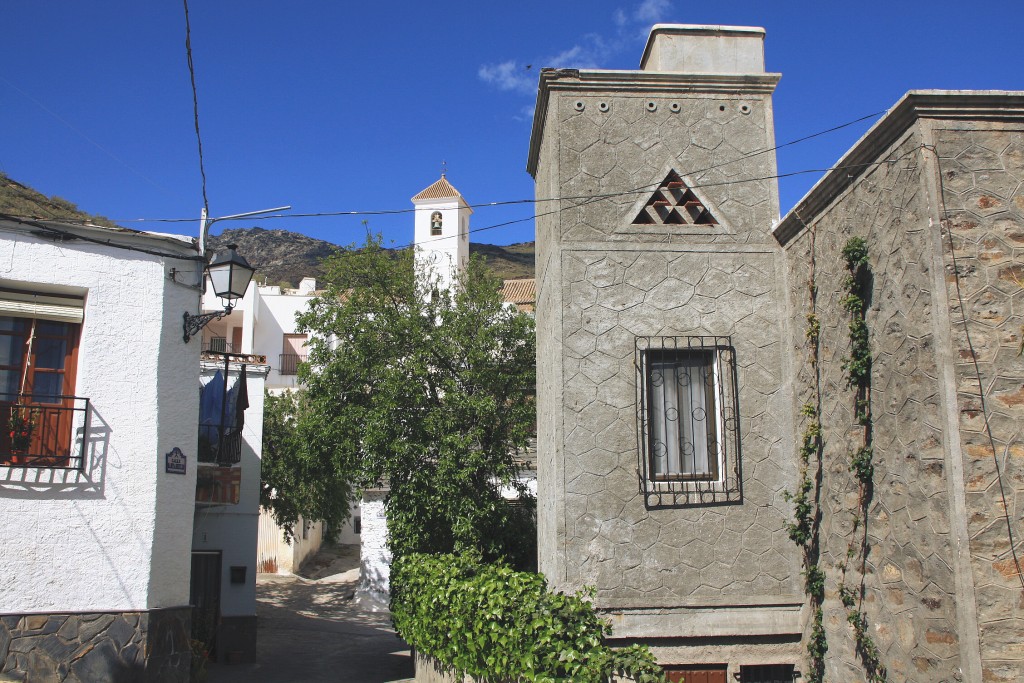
[636,336,741,507]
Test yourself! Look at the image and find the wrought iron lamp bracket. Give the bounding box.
[183,306,233,344]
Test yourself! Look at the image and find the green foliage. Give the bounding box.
[260,389,353,540]
[805,313,820,344]
[850,446,874,484]
[842,236,869,271]
[838,583,856,609]
[296,234,537,567]
[804,564,825,599]
[806,606,827,683]
[785,406,820,548]
[392,553,666,683]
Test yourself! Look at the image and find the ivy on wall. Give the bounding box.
[836,236,887,683]
[784,230,827,683]
[392,553,666,683]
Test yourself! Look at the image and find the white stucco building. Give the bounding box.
[199,275,355,576]
[411,175,471,293]
[0,215,203,682]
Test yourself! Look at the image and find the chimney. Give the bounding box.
[640,24,766,74]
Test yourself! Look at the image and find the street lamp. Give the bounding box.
[183,244,256,343]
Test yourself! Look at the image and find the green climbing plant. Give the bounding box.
[783,242,827,683]
[837,236,887,683]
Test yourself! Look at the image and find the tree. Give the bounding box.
[260,388,354,540]
[295,235,537,567]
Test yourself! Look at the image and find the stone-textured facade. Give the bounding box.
[533,22,1024,680]
[775,92,1024,682]
[529,25,803,674]
[0,607,190,683]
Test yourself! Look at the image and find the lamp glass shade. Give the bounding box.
[207,244,255,302]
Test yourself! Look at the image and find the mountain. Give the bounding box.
[209,227,535,287]
[208,228,339,288]
[0,173,535,286]
[0,172,118,227]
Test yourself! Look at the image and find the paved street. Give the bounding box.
[206,545,414,683]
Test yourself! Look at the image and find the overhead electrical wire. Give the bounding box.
[182,0,209,218]
[929,146,1024,592]
[108,109,887,226]
[0,213,205,262]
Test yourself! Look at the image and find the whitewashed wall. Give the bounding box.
[254,289,311,391]
[192,363,268,618]
[256,509,324,574]
[413,196,470,293]
[0,229,201,614]
[356,489,390,604]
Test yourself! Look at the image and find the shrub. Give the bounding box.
[392,553,665,683]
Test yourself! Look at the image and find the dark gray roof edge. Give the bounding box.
[0,214,198,255]
[773,90,1024,246]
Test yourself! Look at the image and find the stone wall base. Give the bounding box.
[0,607,190,683]
[216,615,256,664]
[414,636,802,683]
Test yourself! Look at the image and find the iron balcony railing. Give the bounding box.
[203,338,238,354]
[198,423,242,465]
[279,354,307,376]
[1,393,91,470]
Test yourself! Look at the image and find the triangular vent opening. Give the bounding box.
[631,171,719,227]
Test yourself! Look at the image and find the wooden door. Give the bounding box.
[190,551,222,656]
[231,326,243,353]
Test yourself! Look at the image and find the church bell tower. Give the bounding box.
[411,174,472,292]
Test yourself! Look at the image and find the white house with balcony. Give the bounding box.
[0,214,202,682]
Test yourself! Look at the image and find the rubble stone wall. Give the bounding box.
[0,607,190,683]
[933,122,1024,683]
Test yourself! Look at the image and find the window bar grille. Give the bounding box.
[635,336,742,508]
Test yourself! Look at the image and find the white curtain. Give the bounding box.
[649,355,715,478]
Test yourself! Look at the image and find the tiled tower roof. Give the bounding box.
[411,175,463,201]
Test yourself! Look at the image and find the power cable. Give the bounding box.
[0,213,205,262]
[182,0,209,218]
[928,146,1024,591]
[109,109,887,225]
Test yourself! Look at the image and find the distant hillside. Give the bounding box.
[210,227,535,287]
[0,172,118,227]
[208,228,340,289]
[0,173,535,285]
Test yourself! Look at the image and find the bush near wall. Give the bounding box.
[392,553,665,683]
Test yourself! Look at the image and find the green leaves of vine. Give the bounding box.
[839,236,887,682]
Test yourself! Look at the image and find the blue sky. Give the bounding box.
[2,1,1023,248]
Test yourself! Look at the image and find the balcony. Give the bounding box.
[279,354,307,376]
[203,337,238,354]
[198,423,242,465]
[1,393,90,470]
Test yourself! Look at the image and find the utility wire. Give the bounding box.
[929,146,1024,591]
[182,0,209,218]
[110,109,887,225]
[0,213,205,262]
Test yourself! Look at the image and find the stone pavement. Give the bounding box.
[206,544,413,683]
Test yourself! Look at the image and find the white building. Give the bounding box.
[411,174,471,293]
[198,276,351,577]
[0,215,202,682]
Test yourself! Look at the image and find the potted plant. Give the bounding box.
[8,404,35,453]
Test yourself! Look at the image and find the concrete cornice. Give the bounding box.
[773,90,1024,246]
[527,69,781,177]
